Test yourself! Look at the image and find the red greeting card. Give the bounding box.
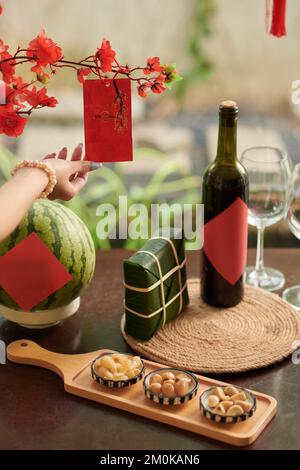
[0,233,73,311]
[83,78,133,163]
[203,198,248,285]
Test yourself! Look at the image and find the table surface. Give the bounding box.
[0,248,300,451]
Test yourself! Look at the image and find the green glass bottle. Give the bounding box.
[201,101,249,307]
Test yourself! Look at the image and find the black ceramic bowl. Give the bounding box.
[143,367,199,406]
[200,385,256,424]
[91,352,145,388]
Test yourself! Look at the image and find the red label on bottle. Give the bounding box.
[203,197,248,285]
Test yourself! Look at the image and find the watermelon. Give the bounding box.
[0,199,96,311]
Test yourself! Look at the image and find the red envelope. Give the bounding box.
[83,78,133,162]
[203,198,248,285]
[0,233,73,311]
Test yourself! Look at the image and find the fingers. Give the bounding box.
[69,160,102,174]
[44,143,82,162]
[61,175,88,200]
[58,147,68,160]
[71,174,89,193]
[71,143,83,161]
[43,153,56,160]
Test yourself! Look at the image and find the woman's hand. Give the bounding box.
[43,143,101,201]
[0,143,101,242]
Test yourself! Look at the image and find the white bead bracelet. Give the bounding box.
[11,160,57,198]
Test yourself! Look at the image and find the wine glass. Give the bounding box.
[282,163,300,309]
[241,146,291,291]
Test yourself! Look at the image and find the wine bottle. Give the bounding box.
[201,101,249,307]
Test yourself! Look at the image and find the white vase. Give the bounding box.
[0,297,80,328]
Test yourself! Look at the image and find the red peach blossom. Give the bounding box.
[23,86,57,108]
[0,111,27,137]
[0,41,16,83]
[27,29,62,72]
[0,53,15,83]
[77,68,91,84]
[0,101,14,114]
[137,83,150,98]
[12,76,26,89]
[143,57,163,75]
[96,39,116,73]
[150,74,166,94]
[0,40,8,54]
[38,93,57,108]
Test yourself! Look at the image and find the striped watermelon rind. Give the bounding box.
[0,199,96,311]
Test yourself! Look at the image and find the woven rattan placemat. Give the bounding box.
[121,278,300,373]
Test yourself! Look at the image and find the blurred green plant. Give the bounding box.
[66,147,201,250]
[176,0,216,98]
[0,146,17,183]
[0,145,201,251]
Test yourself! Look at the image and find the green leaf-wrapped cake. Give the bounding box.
[123,228,189,340]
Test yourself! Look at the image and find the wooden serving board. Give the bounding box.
[7,339,277,447]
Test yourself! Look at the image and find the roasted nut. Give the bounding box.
[226,405,244,416]
[214,403,226,416]
[214,387,230,401]
[111,353,127,363]
[207,394,220,408]
[161,372,175,381]
[161,382,175,397]
[235,400,253,412]
[150,373,163,384]
[114,374,129,381]
[174,380,189,397]
[231,392,247,402]
[224,385,238,396]
[96,353,142,382]
[99,355,117,373]
[203,385,254,421]
[116,362,131,374]
[164,379,176,385]
[221,400,234,411]
[126,368,141,379]
[176,374,192,383]
[149,382,162,394]
[133,356,142,366]
[97,366,114,380]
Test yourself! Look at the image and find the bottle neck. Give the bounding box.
[216,113,237,165]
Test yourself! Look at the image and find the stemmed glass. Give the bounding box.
[241,147,291,291]
[282,163,300,309]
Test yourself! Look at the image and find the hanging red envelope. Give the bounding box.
[83,78,133,163]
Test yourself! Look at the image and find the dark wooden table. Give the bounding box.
[0,249,300,450]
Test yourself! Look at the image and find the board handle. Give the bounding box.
[7,339,98,382]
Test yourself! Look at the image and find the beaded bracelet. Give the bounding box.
[11,160,57,198]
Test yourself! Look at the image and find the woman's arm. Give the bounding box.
[0,144,100,242]
[0,166,49,241]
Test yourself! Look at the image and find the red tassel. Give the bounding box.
[269,0,287,37]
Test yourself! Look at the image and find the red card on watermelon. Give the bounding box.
[83,78,133,163]
[0,233,73,311]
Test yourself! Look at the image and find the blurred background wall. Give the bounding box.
[2,0,300,112]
